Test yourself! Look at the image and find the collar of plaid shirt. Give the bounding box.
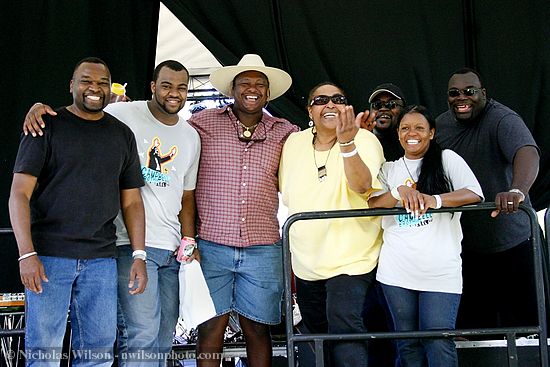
[189,105,298,247]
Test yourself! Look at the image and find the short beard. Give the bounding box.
[154,93,182,115]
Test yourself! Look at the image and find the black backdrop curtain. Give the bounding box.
[0,0,160,291]
[0,0,549,290]
[162,0,550,211]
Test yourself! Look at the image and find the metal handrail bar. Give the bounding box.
[0,330,24,337]
[290,327,539,342]
[282,202,548,367]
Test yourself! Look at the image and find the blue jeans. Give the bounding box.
[25,256,117,367]
[117,245,180,367]
[295,272,376,367]
[381,284,460,367]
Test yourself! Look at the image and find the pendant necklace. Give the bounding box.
[401,157,418,189]
[239,121,258,138]
[313,136,337,182]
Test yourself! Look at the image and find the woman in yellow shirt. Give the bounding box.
[279,82,385,366]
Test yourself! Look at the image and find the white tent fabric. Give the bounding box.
[156,3,221,76]
[156,4,224,118]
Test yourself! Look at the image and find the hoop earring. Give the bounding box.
[308,120,314,127]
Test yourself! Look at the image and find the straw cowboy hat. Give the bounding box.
[209,54,292,101]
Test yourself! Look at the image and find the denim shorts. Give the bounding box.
[198,238,283,325]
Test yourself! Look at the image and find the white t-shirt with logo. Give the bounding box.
[374,149,483,294]
[107,101,201,251]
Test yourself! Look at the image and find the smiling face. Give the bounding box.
[231,70,269,116]
[398,111,435,159]
[70,62,111,118]
[370,92,404,132]
[448,72,487,122]
[151,66,189,115]
[307,84,346,134]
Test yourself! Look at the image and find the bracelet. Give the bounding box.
[341,148,358,158]
[338,139,355,147]
[433,194,442,209]
[182,236,196,244]
[508,188,525,202]
[390,186,401,200]
[18,251,37,262]
[132,249,147,261]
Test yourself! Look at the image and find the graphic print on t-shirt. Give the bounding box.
[142,136,177,187]
[397,213,433,228]
[395,177,433,228]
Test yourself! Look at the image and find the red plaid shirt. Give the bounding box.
[189,105,299,247]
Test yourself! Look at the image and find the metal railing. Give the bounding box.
[0,227,24,340]
[0,228,24,367]
[282,202,548,367]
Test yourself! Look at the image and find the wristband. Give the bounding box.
[338,139,355,147]
[508,189,525,202]
[433,194,442,209]
[132,249,147,262]
[18,251,37,262]
[341,148,358,158]
[390,186,401,201]
[182,236,196,244]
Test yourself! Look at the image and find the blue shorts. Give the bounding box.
[198,238,283,325]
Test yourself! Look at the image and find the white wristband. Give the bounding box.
[18,251,38,262]
[508,189,525,202]
[132,249,147,261]
[433,194,442,209]
[341,148,358,158]
[390,186,401,200]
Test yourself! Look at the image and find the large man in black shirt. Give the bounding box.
[9,57,147,366]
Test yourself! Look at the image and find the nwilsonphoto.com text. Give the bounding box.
[12,349,224,361]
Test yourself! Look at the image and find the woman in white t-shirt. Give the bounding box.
[368,105,483,367]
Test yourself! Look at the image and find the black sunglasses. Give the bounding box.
[370,100,404,110]
[310,94,348,106]
[447,87,481,97]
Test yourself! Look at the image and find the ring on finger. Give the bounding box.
[507,201,514,205]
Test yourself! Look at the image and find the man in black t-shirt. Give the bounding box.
[9,57,147,366]
[362,83,407,367]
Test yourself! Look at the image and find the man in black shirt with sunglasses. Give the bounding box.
[363,82,407,366]
[436,68,540,331]
[365,83,406,162]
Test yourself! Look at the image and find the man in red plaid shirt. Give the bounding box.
[189,54,298,366]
